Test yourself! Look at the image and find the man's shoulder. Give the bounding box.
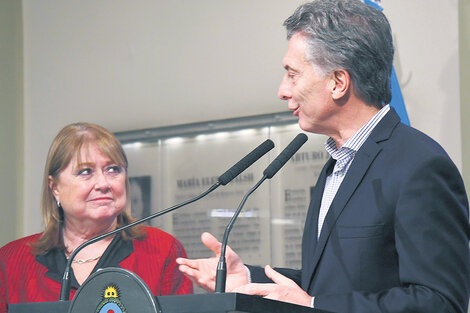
[372,108,447,157]
[389,123,449,157]
[370,121,462,184]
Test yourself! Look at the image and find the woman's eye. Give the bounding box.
[77,168,92,176]
[106,165,122,174]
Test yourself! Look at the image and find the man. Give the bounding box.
[176,1,470,312]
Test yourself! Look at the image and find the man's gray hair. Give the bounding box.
[284,0,394,108]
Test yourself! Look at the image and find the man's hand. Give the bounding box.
[176,232,249,292]
[233,265,312,307]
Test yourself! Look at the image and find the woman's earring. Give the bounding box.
[57,201,61,208]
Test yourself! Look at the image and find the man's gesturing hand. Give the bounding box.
[233,265,312,307]
[176,232,248,292]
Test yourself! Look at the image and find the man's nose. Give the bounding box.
[278,77,292,100]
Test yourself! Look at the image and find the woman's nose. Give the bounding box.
[94,171,111,191]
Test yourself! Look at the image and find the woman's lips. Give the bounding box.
[89,197,113,202]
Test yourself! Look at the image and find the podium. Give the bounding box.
[9,268,334,313]
[10,293,333,313]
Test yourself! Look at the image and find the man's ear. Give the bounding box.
[48,175,59,202]
[330,69,351,101]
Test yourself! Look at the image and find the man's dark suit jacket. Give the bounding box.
[249,109,470,313]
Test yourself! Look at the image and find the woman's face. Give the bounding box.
[49,142,127,228]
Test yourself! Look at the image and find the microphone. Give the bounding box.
[218,139,275,185]
[215,133,308,293]
[59,139,274,301]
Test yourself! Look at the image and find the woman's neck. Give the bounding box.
[62,219,117,255]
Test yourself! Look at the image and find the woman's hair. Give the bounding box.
[283,0,394,108]
[32,122,146,255]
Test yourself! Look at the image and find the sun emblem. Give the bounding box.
[95,284,127,313]
[104,286,119,298]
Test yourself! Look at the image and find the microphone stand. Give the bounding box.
[215,175,267,293]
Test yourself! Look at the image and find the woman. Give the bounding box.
[0,122,193,312]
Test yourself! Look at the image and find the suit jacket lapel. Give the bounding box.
[301,157,335,290]
[304,109,401,292]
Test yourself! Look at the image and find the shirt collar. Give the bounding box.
[325,104,390,160]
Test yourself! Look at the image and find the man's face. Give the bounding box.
[278,33,337,135]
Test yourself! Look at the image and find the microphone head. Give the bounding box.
[218,139,274,185]
[263,133,308,179]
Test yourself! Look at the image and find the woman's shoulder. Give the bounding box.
[0,233,42,251]
[141,226,178,242]
[133,227,184,252]
[0,233,42,262]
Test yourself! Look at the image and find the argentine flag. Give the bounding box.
[363,0,410,125]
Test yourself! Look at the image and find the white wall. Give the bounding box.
[382,0,462,167]
[460,0,470,193]
[0,0,23,247]
[20,0,463,235]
